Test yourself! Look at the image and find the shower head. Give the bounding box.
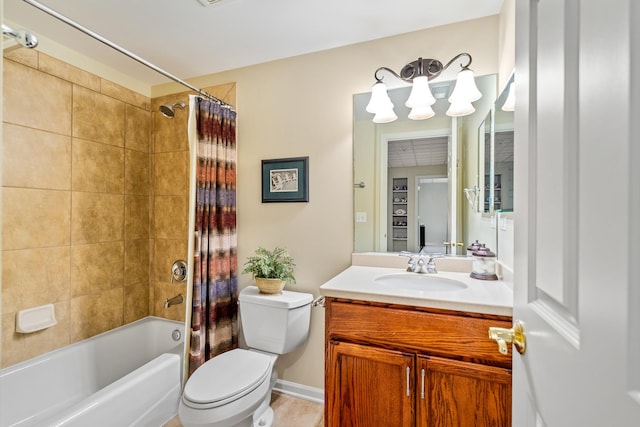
[159,101,186,118]
[2,24,38,49]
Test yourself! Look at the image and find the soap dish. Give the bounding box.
[15,304,57,333]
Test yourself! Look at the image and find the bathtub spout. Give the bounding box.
[164,294,184,309]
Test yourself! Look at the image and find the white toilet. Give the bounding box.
[178,286,313,427]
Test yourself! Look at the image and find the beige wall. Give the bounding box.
[499,0,516,91]
[153,16,500,389]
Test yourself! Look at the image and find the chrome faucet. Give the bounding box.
[400,251,442,274]
[164,294,184,308]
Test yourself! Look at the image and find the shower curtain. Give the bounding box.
[187,96,238,376]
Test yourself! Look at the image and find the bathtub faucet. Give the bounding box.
[164,294,184,309]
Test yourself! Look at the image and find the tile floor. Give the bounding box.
[164,392,324,427]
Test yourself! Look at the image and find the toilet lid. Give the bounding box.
[183,349,272,407]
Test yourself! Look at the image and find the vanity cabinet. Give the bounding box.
[325,298,512,427]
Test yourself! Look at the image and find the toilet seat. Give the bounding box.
[182,349,272,410]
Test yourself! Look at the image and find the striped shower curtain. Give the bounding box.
[188,97,238,376]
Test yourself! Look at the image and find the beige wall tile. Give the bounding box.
[3,60,72,135]
[153,111,188,153]
[153,196,188,239]
[71,241,124,297]
[71,192,124,244]
[70,288,124,342]
[3,123,72,190]
[2,313,24,367]
[2,247,71,314]
[124,282,149,324]
[153,238,188,283]
[39,53,101,92]
[1,301,70,368]
[21,301,71,361]
[125,149,150,195]
[72,85,125,147]
[101,79,150,110]
[125,238,150,286]
[72,138,124,193]
[2,188,71,250]
[125,104,151,153]
[153,151,187,196]
[125,195,150,240]
[3,47,38,68]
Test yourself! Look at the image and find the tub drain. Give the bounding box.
[172,329,182,342]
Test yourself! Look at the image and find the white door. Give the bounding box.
[511,0,640,425]
[417,177,448,253]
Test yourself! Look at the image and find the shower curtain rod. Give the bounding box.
[21,0,234,110]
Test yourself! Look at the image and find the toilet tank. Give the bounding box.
[239,286,313,354]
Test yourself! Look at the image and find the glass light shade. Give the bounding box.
[373,106,398,123]
[448,68,482,103]
[405,76,436,108]
[408,105,435,120]
[446,101,475,117]
[366,82,393,113]
[502,82,515,111]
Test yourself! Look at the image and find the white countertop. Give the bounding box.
[320,265,513,317]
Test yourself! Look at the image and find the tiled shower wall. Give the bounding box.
[1,48,152,367]
[1,47,236,368]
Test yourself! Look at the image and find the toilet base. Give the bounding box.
[253,406,274,427]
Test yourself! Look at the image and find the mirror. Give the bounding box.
[493,74,515,212]
[354,74,497,253]
[479,111,493,213]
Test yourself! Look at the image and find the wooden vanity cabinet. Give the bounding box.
[325,297,512,427]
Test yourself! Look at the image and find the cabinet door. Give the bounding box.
[327,341,414,427]
[417,356,511,427]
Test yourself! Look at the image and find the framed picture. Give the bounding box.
[261,156,309,203]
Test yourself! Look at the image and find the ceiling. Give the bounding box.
[388,137,449,168]
[4,0,503,86]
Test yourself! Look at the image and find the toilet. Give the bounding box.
[178,286,313,427]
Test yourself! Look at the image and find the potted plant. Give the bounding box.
[242,246,296,294]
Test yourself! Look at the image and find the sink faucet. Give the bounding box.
[400,251,442,274]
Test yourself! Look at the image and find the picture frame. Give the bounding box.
[261,156,309,203]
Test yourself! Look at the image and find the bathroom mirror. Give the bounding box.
[480,110,493,213]
[353,74,497,254]
[493,74,515,212]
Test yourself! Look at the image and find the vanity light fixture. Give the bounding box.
[366,53,482,123]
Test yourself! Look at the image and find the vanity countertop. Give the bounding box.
[319,265,513,317]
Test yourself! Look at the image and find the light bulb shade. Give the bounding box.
[448,68,482,103]
[446,101,475,117]
[366,82,393,114]
[405,76,436,108]
[408,105,435,120]
[502,82,515,111]
[373,106,398,123]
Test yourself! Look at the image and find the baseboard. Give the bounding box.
[273,379,324,404]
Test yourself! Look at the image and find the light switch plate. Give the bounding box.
[355,212,367,223]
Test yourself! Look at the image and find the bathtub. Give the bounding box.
[0,316,185,427]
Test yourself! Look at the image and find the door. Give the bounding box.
[417,177,448,254]
[512,0,640,425]
[327,341,414,427]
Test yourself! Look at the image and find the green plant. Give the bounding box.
[242,247,296,283]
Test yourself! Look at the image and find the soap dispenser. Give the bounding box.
[470,244,498,280]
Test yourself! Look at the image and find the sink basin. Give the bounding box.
[374,273,468,292]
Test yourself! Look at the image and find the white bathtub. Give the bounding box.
[0,316,185,427]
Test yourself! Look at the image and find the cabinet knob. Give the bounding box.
[488,320,526,355]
